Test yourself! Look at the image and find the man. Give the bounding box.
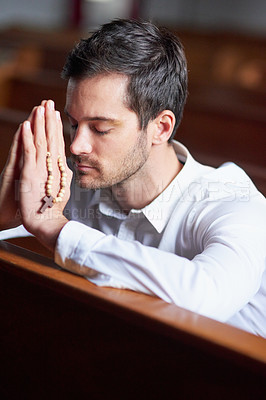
[0,19,265,336]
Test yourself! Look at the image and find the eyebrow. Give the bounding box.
[64,109,119,124]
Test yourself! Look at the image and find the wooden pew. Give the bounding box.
[173,29,266,195]
[0,27,265,194]
[177,29,266,91]
[5,70,67,115]
[0,26,81,72]
[0,239,265,399]
[0,45,40,102]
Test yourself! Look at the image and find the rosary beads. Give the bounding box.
[40,152,67,213]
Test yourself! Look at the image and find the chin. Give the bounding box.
[75,175,93,189]
[74,170,97,189]
[75,175,106,190]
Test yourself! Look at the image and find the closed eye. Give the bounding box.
[91,126,110,136]
[69,122,110,135]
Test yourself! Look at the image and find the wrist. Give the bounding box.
[31,214,68,252]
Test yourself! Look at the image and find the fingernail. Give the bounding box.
[39,106,45,116]
[48,100,55,110]
[24,121,30,129]
[56,111,60,120]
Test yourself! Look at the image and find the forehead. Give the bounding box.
[66,73,129,103]
[65,73,138,124]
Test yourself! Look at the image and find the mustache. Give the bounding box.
[71,154,100,169]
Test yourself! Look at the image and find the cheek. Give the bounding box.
[100,136,126,154]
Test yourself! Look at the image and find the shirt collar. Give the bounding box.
[98,188,128,220]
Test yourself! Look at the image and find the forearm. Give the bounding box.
[55,220,264,322]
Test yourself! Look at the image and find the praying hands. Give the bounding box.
[0,100,72,251]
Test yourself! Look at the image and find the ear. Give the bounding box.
[151,110,176,145]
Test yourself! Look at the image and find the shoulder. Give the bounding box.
[182,162,266,238]
[191,161,264,204]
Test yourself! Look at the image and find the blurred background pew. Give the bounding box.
[175,29,266,194]
[0,10,265,194]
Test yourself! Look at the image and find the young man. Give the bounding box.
[0,19,265,337]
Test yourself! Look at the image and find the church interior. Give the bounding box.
[0,1,265,398]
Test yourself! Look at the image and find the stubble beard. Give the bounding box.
[71,130,149,191]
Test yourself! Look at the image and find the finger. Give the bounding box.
[33,106,47,164]
[43,100,62,190]
[5,124,22,169]
[28,106,43,138]
[45,100,59,155]
[21,120,36,169]
[27,100,47,126]
[27,106,38,124]
[26,105,42,137]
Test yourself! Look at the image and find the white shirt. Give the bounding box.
[54,141,266,337]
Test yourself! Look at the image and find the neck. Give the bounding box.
[111,142,182,213]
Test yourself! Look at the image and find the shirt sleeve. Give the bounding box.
[0,224,32,240]
[55,192,266,323]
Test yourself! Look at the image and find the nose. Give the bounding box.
[70,126,93,155]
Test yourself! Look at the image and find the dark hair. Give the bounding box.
[62,19,188,140]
